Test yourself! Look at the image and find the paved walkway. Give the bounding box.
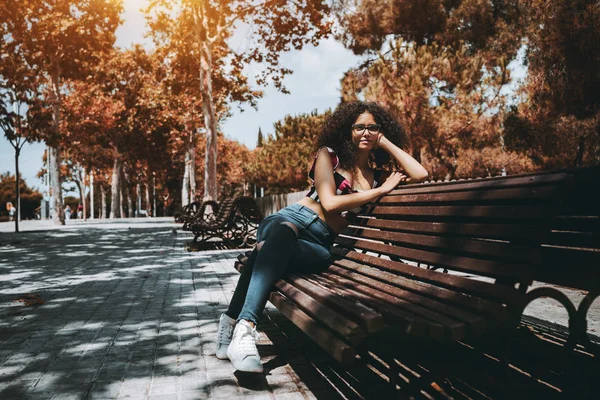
[1,219,598,399]
[0,220,339,400]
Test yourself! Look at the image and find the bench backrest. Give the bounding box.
[536,166,600,293]
[208,197,236,227]
[206,196,261,228]
[334,170,574,311]
[234,196,264,224]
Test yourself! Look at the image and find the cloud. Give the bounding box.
[222,38,364,148]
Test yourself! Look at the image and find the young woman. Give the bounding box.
[216,101,428,373]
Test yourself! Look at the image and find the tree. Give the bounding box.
[256,127,264,148]
[60,76,124,219]
[60,46,177,219]
[334,0,530,179]
[0,9,51,231]
[0,173,43,221]
[333,0,524,56]
[61,151,91,220]
[247,110,330,194]
[0,95,49,232]
[503,0,600,169]
[145,0,331,201]
[3,0,122,224]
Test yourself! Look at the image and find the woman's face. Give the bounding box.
[351,111,380,151]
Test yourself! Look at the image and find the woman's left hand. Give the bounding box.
[374,133,385,150]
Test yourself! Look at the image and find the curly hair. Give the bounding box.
[316,101,411,171]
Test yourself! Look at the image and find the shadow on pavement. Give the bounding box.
[0,224,247,399]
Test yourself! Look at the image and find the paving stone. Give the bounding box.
[178,390,211,400]
[50,394,86,400]
[207,377,241,398]
[87,381,123,399]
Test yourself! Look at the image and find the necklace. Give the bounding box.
[352,168,372,191]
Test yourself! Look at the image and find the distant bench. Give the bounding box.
[235,167,599,366]
[178,196,263,248]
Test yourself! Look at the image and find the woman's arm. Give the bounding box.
[313,148,405,213]
[378,136,428,182]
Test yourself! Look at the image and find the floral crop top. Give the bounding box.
[306,147,382,218]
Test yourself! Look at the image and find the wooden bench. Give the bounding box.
[234,167,599,368]
[190,196,263,247]
[176,200,220,231]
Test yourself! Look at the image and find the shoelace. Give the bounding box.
[236,326,259,357]
[218,321,234,344]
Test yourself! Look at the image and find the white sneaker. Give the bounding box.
[216,314,236,360]
[226,320,263,373]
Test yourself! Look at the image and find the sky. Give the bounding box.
[0,0,364,193]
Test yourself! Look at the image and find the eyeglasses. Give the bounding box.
[352,124,381,135]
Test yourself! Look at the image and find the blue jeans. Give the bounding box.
[226,204,336,325]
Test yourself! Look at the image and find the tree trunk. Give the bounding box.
[49,146,64,224]
[73,166,87,220]
[14,147,20,232]
[101,185,107,219]
[189,136,196,201]
[90,171,94,220]
[82,184,87,221]
[124,171,134,218]
[137,183,141,217]
[119,179,125,219]
[75,179,84,220]
[50,67,64,225]
[81,168,87,220]
[182,143,190,207]
[145,184,151,216]
[119,190,124,218]
[153,175,156,218]
[110,156,121,219]
[575,136,586,167]
[198,40,218,201]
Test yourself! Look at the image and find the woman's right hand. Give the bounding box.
[379,171,407,194]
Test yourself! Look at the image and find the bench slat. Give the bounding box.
[320,269,469,339]
[381,186,558,205]
[336,250,519,308]
[269,292,356,365]
[286,274,384,333]
[552,216,600,233]
[342,227,539,263]
[335,237,533,281]
[326,264,487,336]
[546,231,600,249]
[306,274,429,337]
[332,257,510,322]
[351,218,540,241]
[388,172,569,195]
[319,271,451,340]
[274,281,367,345]
[369,205,546,220]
